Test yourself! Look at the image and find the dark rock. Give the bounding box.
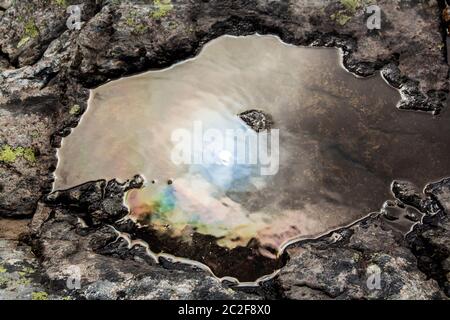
[28,214,257,300]
[406,178,450,297]
[275,215,446,300]
[391,180,426,211]
[238,109,274,132]
[29,202,52,235]
[46,180,106,213]
[46,175,144,225]
[407,214,450,297]
[425,178,450,214]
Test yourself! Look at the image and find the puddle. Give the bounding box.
[54,35,450,281]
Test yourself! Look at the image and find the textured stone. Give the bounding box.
[0,0,449,300]
[276,215,446,300]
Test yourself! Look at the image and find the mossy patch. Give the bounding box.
[341,0,361,13]
[23,148,36,163]
[30,130,40,139]
[331,12,352,25]
[69,104,81,115]
[133,23,148,34]
[16,266,35,286]
[125,10,149,34]
[52,0,68,8]
[0,145,36,165]
[18,267,35,277]
[16,277,32,286]
[330,0,362,26]
[0,265,6,273]
[17,19,39,48]
[0,145,21,163]
[32,291,49,300]
[151,0,173,19]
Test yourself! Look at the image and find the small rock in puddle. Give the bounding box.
[53,35,450,281]
[238,109,274,132]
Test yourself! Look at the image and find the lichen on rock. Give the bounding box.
[0,145,36,165]
[151,0,173,19]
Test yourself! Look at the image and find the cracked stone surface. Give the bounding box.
[1,0,449,299]
[32,214,255,300]
[277,215,445,300]
[0,219,59,300]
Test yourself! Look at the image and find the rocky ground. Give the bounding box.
[0,0,449,299]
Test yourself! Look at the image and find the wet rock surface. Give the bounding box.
[30,214,254,300]
[407,178,450,297]
[0,0,449,299]
[269,177,450,300]
[2,176,447,300]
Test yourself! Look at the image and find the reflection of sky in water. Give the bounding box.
[187,110,261,193]
[56,35,450,260]
[127,110,270,248]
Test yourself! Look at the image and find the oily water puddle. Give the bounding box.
[53,35,450,282]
